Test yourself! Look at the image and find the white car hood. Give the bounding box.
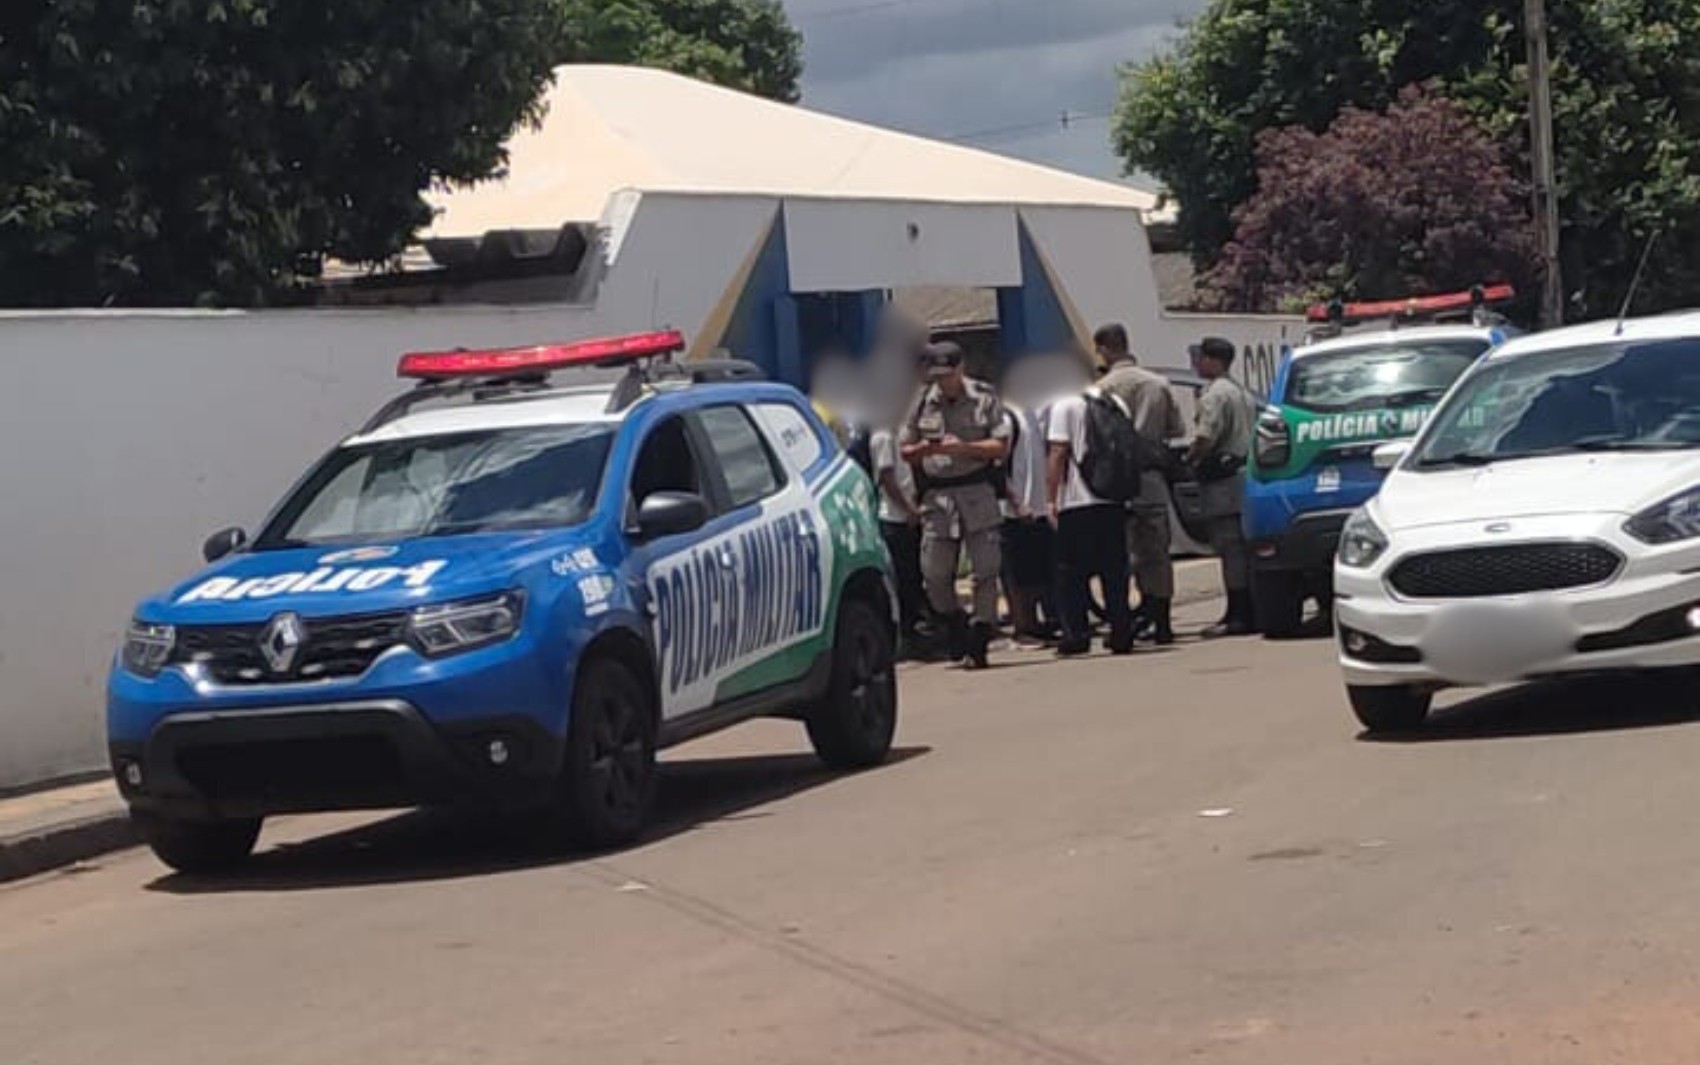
[1378,452,1700,530]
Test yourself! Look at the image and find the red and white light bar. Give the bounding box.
[1306,284,1516,324]
[398,330,687,380]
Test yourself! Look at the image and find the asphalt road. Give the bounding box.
[9,599,1700,1064]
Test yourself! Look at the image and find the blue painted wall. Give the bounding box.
[996,220,1077,360]
[717,208,791,380]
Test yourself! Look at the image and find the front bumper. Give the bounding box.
[1251,509,1353,577]
[107,630,572,820]
[1335,513,1700,689]
[110,700,562,820]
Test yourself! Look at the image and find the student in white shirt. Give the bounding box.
[998,401,1054,644]
[1046,381,1136,657]
[870,425,926,646]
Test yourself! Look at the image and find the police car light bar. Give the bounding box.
[397,330,687,380]
[1305,284,1516,324]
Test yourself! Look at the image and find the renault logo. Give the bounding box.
[259,612,307,674]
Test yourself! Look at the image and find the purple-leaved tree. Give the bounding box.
[1206,85,1539,314]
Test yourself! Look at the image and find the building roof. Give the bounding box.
[425,65,1158,239]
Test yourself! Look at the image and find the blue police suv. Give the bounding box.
[108,332,897,873]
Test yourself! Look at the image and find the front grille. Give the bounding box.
[174,611,409,685]
[1388,543,1622,599]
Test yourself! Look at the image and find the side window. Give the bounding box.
[696,406,784,508]
[752,402,826,473]
[630,417,703,506]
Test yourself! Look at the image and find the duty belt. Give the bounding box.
[918,468,995,494]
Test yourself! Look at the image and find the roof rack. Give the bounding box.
[604,357,764,412]
[361,331,765,433]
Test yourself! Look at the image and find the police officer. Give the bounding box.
[1187,336,1259,638]
[1095,323,1186,645]
[901,341,1010,669]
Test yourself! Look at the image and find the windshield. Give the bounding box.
[256,424,615,548]
[1412,339,1700,468]
[1285,339,1487,413]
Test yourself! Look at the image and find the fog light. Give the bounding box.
[1686,606,1700,632]
[120,760,144,789]
[1344,630,1370,655]
[486,739,511,767]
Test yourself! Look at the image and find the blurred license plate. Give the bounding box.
[1423,601,1573,684]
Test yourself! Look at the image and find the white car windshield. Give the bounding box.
[1413,338,1700,469]
[256,424,615,548]
[1285,338,1487,413]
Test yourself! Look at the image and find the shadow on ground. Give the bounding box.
[1361,673,1700,744]
[148,746,930,895]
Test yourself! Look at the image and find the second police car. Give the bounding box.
[108,332,898,873]
[1244,287,1513,635]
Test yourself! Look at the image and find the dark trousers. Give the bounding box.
[1056,504,1133,648]
[880,520,927,633]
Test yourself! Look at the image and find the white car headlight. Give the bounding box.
[1338,508,1390,569]
[408,592,524,657]
[122,620,176,677]
[1625,487,1700,545]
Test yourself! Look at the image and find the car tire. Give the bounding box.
[136,812,261,875]
[1348,685,1432,733]
[1253,570,1305,638]
[559,656,658,850]
[807,598,898,770]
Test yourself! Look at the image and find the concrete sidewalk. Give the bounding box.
[0,778,135,884]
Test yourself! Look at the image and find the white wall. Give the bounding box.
[1019,204,1300,372]
[785,200,1020,293]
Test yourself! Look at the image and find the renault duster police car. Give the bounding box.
[108,332,897,872]
[1245,287,1511,635]
[1337,312,1700,732]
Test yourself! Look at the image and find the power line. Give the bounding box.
[942,109,1113,145]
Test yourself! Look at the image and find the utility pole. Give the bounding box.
[1524,0,1564,328]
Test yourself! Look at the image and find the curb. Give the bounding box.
[0,809,139,884]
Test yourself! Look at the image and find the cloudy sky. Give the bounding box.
[785,0,1205,186]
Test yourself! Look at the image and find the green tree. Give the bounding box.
[1114,0,1700,317]
[558,0,802,103]
[0,0,563,307]
[1208,86,1538,313]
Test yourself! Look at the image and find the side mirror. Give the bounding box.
[202,527,248,563]
[1372,441,1411,472]
[633,492,710,540]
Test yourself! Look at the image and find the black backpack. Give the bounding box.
[1077,392,1146,503]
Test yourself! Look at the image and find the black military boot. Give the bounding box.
[1147,597,1175,646]
[1203,591,1255,639]
[945,611,971,662]
[964,621,994,671]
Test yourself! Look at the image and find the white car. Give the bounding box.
[1335,312,1700,731]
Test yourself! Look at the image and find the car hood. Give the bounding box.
[141,531,584,622]
[1378,452,1700,531]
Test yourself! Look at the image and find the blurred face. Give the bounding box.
[1005,351,1089,408]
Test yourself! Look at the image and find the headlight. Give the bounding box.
[1625,487,1700,544]
[408,592,523,657]
[1338,508,1389,569]
[122,621,176,677]
[1254,407,1291,470]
